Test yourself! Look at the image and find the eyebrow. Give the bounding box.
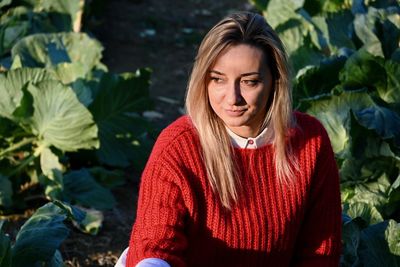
[209,70,261,77]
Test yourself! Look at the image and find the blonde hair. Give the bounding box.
[185,12,296,209]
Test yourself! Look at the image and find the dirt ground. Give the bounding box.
[62,0,255,266]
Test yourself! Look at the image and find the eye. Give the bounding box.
[241,79,261,87]
[210,76,224,84]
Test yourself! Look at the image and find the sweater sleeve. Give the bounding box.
[126,157,188,267]
[292,127,342,266]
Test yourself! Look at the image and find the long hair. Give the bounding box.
[185,12,296,209]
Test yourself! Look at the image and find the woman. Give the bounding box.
[122,11,342,267]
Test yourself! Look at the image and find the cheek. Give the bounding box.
[207,87,223,106]
[247,89,270,110]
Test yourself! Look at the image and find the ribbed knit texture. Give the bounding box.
[126,112,342,267]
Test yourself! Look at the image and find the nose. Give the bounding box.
[226,81,242,105]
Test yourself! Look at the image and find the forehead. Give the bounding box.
[211,43,268,73]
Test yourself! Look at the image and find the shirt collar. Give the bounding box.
[225,126,269,149]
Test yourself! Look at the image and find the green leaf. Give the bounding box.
[52,62,94,106]
[53,200,85,222]
[20,0,81,27]
[0,7,30,57]
[359,220,400,267]
[351,173,392,211]
[294,54,347,101]
[11,203,70,267]
[0,68,54,120]
[290,44,323,73]
[387,175,400,217]
[339,49,386,91]
[386,220,400,256]
[40,147,64,200]
[70,80,93,107]
[40,147,63,178]
[63,169,116,210]
[340,157,396,186]
[46,250,63,267]
[0,0,12,9]
[306,16,329,52]
[382,60,400,103]
[345,202,384,225]
[11,32,103,75]
[11,84,34,124]
[324,10,356,52]
[0,6,70,57]
[0,221,12,267]
[341,214,362,266]
[276,19,305,54]
[129,132,155,171]
[354,105,400,139]
[73,208,103,235]
[10,55,22,70]
[89,69,153,167]
[353,8,384,57]
[53,62,87,84]
[27,80,99,151]
[350,121,397,159]
[89,167,125,188]
[265,0,304,28]
[0,174,12,208]
[300,89,375,156]
[382,18,400,58]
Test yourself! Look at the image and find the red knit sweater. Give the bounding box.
[126,112,342,267]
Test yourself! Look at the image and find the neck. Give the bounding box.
[226,125,261,138]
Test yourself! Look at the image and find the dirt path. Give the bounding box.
[63,0,253,266]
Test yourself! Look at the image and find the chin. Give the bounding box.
[223,118,249,128]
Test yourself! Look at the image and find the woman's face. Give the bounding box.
[207,43,273,138]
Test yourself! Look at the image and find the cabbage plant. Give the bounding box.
[251,0,400,265]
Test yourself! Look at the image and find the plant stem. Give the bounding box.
[73,0,85,32]
[0,137,36,158]
[7,142,47,177]
[8,153,36,177]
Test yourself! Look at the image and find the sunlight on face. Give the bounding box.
[207,44,273,138]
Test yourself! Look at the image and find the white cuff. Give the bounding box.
[114,247,171,267]
[136,258,171,267]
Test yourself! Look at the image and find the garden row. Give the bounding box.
[0,0,153,266]
[251,0,400,265]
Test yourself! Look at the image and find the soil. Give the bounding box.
[62,0,255,266]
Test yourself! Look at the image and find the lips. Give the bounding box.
[225,108,246,117]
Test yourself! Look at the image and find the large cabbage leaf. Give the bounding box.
[342,216,400,267]
[386,220,400,257]
[354,106,400,140]
[0,68,53,120]
[11,201,84,267]
[11,32,104,75]
[28,80,99,151]
[294,54,348,101]
[383,60,400,104]
[339,49,387,92]
[89,69,153,167]
[299,89,375,157]
[63,169,116,210]
[17,0,81,28]
[0,6,68,58]
[359,220,400,267]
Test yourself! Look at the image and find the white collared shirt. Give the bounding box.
[225,126,269,149]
